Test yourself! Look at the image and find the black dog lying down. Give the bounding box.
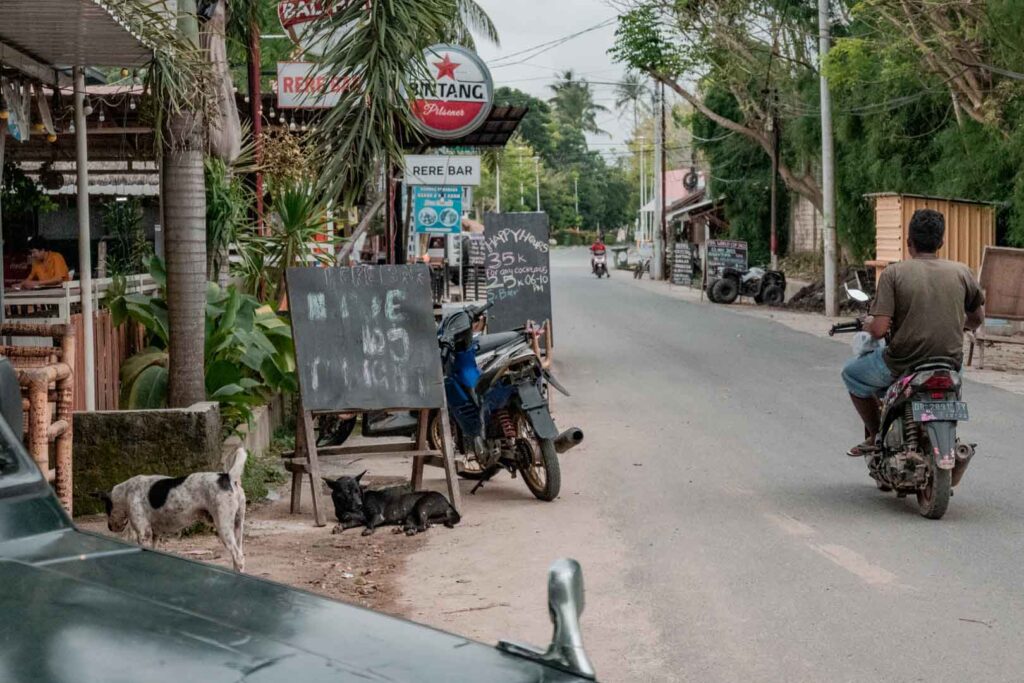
[324,472,460,537]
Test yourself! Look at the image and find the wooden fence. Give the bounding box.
[70,311,145,412]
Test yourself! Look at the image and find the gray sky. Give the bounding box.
[473,0,634,154]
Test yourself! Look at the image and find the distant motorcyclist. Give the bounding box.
[590,236,607,274]
[840,209,985,457]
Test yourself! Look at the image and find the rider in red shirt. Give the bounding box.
[590,236,607,274]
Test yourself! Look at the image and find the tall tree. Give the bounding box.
[612,1,825,210]
[548,70,610,136]
[614,70,652,131]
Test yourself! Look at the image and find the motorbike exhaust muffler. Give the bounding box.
[554,428,585,454]
[952,442,976,487]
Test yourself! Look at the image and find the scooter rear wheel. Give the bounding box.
[917,466,951,519]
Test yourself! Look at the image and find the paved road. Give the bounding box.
[551,247,1024,681]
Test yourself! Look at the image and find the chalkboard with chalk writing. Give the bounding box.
[286,265,444,412]
[706,239,748,277]
[672,242,695,286]
[482,212,553,334]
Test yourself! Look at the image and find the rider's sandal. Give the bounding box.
[847,440,879,457]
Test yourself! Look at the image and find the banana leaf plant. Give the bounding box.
[109,259,296,425]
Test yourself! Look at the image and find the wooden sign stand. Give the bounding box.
[285,403,463,527]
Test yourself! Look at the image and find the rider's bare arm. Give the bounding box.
[866,315,891,340]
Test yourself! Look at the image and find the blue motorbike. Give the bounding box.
[438,303,583,501]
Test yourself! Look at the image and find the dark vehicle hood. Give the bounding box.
[0,527,584,682]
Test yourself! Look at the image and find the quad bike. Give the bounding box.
[708,267,786,306]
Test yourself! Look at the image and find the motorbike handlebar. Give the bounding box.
[468,301,493,321]
[828,319,864,337]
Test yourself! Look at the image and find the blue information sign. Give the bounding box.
[413,186,463,234]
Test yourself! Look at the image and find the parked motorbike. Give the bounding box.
[440,302,583,501]
[708,267,786,306]
[316,304,583,502]
[633,257,651,280]
[592,252,610,279]
[830,308,976,520]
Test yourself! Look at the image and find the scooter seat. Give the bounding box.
[910,357,960,372]
[477,331,523,354]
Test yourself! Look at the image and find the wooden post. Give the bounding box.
[411,409,429,490]
[301,410,326,527]
[439,400,462,515]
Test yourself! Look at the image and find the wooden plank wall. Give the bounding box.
[70,312,143,412]
[875,195,995,273]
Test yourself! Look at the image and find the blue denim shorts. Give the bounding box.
[842,347,895,398]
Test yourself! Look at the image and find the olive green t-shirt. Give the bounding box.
[870,257,985,375]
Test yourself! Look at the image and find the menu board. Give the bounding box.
[285,265,444,412]
[672,242,695,286]
[482,212,552,335]
[706,239,748,277]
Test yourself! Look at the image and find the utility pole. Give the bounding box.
[653,81,665,280]
[638,135,646,244]
[574,174,579,222]
[819,0,838,317]
[769,94,779,270]
[496,159,501,213]
[519,148,525,209]
[534,156,541,212]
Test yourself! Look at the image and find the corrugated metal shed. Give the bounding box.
[0,0,152,69]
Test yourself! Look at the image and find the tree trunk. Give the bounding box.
[163,111,207,408]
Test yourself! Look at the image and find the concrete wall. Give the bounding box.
[72,402,222,516]
[789,195,822,255]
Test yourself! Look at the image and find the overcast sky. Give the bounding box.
[473,0,634,155]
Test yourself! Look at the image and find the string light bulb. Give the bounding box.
[68,121,76,134]
[83,99,94,116]
[269,107,276,119]
[129,98,137,111]
[98,107,106,122]
[120,67,130,78]
[47,133,58,143]
[288,118,297,132]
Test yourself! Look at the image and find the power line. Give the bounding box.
[487,18,617,68]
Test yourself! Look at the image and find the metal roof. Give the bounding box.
[864,192,1003,207]
[436,105,528,147]
[0,0,152,72]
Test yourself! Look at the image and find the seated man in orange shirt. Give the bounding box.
[20,236,70,290]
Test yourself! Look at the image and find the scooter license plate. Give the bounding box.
[912,401,969,422]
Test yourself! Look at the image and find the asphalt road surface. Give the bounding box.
[550,247,1024,682]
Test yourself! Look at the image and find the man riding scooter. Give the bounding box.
[590,236,609,277]
[840,209,985,457]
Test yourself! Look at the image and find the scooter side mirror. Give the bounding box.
[846,286,871,303]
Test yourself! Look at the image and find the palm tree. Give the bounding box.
[314,0,499,205]
[548,70,609,136]
[614,71,651,131]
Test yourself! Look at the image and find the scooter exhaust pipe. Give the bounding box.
[554,428,584,454]
[952,443,975,487]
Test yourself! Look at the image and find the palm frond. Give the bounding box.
[311,0,467,203]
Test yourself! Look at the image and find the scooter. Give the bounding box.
[592,252,609,279]
[439,302,583,501]
[829,290,976,519]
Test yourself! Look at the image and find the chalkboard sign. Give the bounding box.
[483,212,553,334]
[706,239,748,277]
[286,265,444,412]
[672,242,695,286]
[466,234,486,266]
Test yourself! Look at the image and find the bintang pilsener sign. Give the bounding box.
[406,44,494,140]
